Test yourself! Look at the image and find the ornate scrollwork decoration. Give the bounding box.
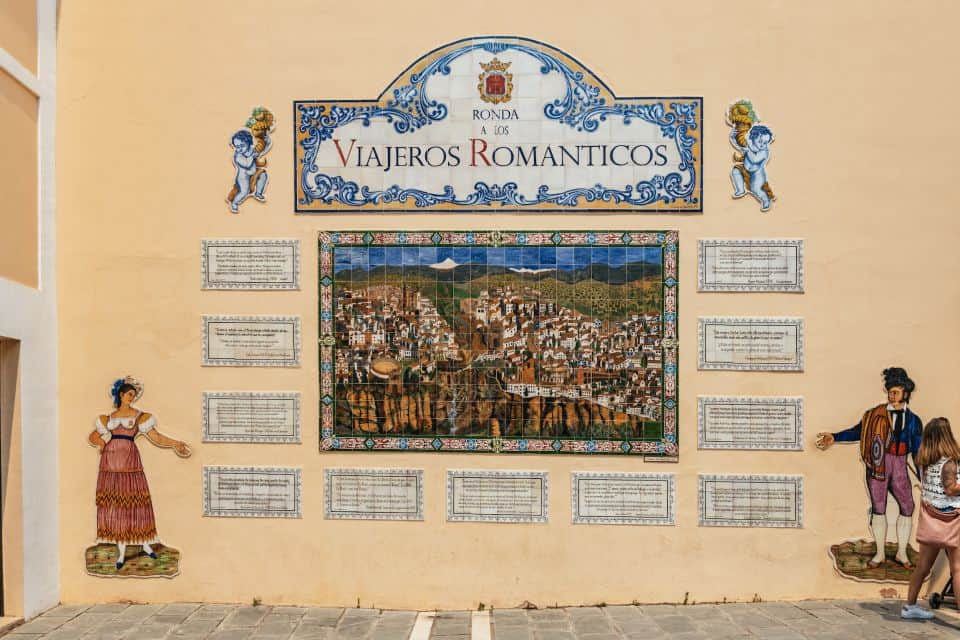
[297,38,699,208]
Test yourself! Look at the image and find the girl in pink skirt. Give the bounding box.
[88,377,191,569]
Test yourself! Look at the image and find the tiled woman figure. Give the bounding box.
[87,376,190,575]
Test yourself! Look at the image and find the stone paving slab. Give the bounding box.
[291,623,334,640]
[2,600,959,639]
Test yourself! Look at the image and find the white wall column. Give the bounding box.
[0,0,59,618]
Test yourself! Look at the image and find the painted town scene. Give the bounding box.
[322,231,678,455]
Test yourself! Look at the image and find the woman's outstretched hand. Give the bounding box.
[174,441,192,458]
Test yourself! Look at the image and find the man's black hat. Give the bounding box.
[882,367,915,394]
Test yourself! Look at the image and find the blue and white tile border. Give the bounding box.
[697,316,804,372]
[201,391,301,444]
[697,396,803,451]
[446,470,548,524]
[698,474,803,529]
[697,238,803,293]
[201,315,301,367]
[323,468,424,521]
[571,472,675,526]
[200,239,300,290]
[295,36,702,213]
[202,466,302,519]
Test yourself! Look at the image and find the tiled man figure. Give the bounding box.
[816,367,922,569]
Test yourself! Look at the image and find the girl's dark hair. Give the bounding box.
[917,417,960,468]
[112,382,137,408]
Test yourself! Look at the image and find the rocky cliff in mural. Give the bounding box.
[337,384,654,439]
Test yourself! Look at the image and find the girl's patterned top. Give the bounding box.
[922,456,960,510]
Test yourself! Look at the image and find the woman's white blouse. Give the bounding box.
[922,457,960,510]
[95,414,157,436]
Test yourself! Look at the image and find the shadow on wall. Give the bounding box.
[0,339,22,617]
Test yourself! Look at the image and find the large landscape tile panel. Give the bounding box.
[319,231,678,456]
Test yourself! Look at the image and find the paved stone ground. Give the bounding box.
[2,599,959,639]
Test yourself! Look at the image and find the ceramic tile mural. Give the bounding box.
[295,37,702,213]
[228,107,275,214]
[319,231,678,456]
[727,99,775,213]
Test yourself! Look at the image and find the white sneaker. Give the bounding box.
[901,604,935,619]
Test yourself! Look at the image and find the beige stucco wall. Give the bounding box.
[57,0,960,608]
[0,0,37,74]
[0,68,38,289]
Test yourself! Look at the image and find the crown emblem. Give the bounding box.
[477,58,514,104]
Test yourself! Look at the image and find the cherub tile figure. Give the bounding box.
[727,100,775,212]
[227,107,275,213]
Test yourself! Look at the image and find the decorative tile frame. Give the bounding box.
[698,474,803,529]
[202,466,302,519]
[201,315,301,367]
[446,469,549,523]
[201,239,300,290]
[697,239,803,293]
[295,36,702,213]
[697,396,803,451]
[697,316,804,372]
[319,230,679,456]
[202,392,301,443]
[323,468,424,521]
[571,472,675,525]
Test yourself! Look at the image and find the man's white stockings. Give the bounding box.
[871,515,888,565]
[896,515,912,565]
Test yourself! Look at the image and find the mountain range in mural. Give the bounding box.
[333,261,661,285]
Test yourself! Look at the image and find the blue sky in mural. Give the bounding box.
[334,245,662,273]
